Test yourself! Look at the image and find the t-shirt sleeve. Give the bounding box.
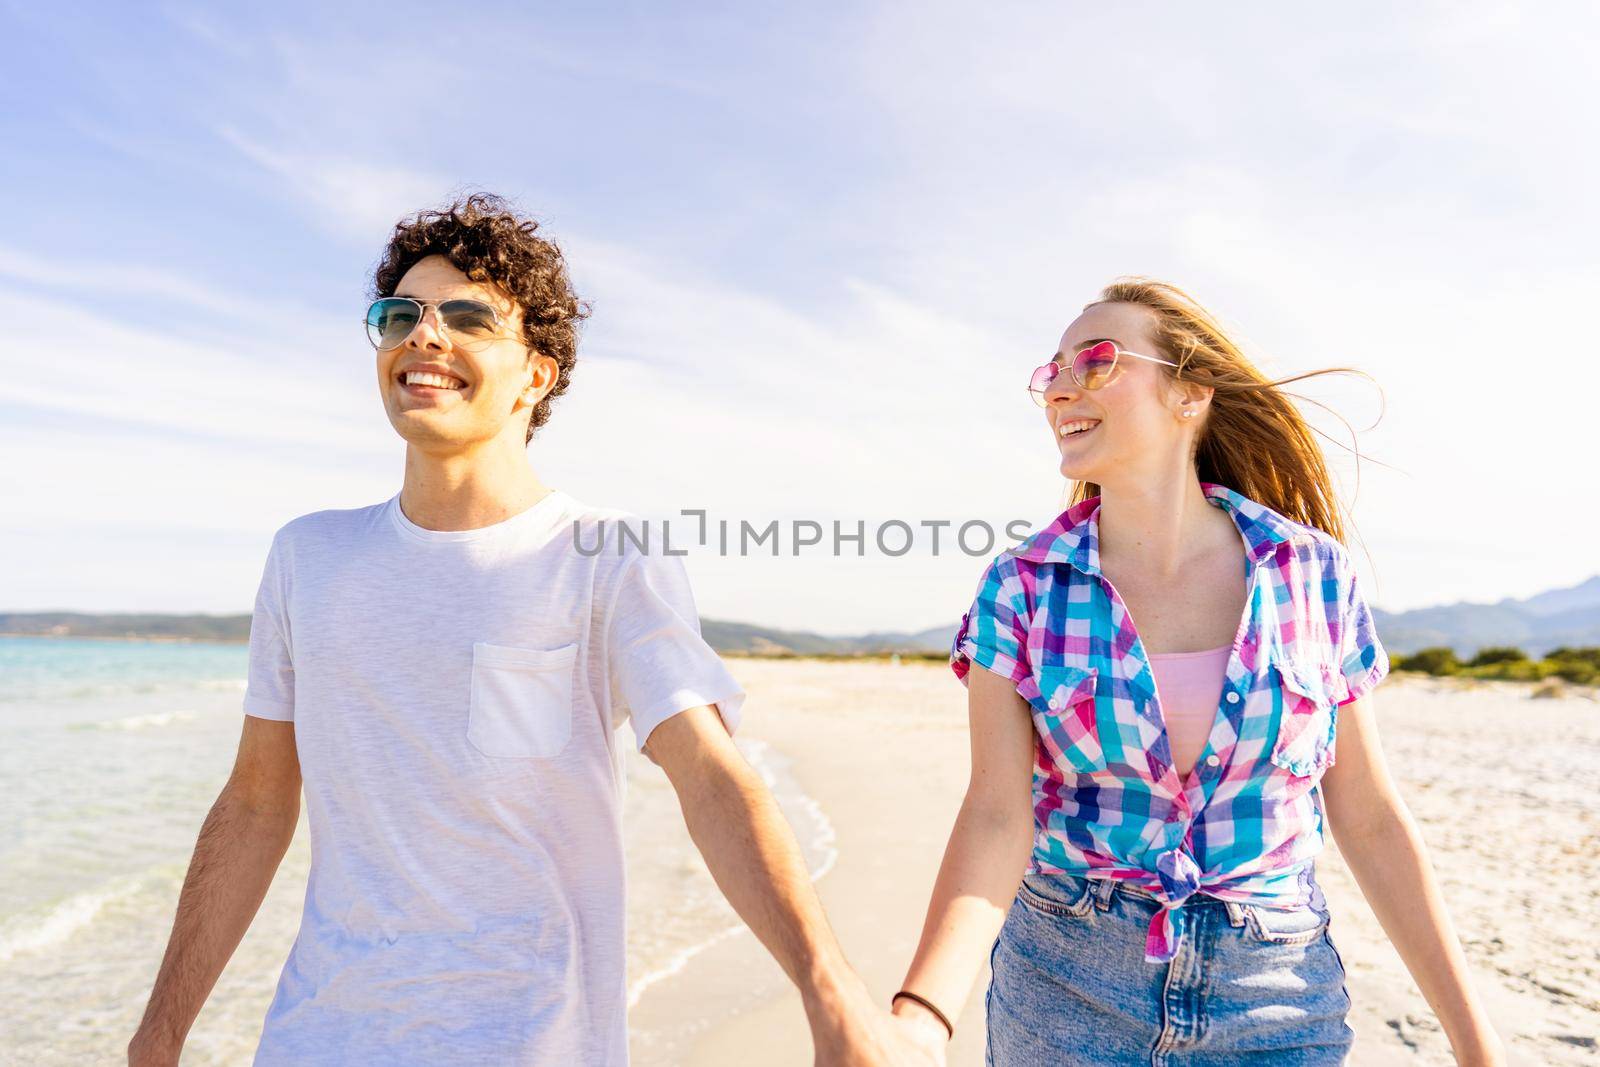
[1334,559,1389,706]
[606,549,745,752]
[243,531,296,722]
[950,554,1032,689]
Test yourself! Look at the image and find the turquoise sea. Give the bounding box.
[0,635,250,705]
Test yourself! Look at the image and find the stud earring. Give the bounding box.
[1181,409,1197,419]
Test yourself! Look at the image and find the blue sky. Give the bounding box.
[2,1,1595,633]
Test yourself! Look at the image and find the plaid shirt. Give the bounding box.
[952,481,1388,962]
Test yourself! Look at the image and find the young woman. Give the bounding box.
[888,281,1505,1065]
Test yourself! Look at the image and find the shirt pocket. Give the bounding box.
[468,641,579,759]
[1267,649,1339,777]
[1025,664,1107,775]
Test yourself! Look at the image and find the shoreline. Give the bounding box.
[0,631,249,646]
[624,737,840,1014]
[3,634,1595,699]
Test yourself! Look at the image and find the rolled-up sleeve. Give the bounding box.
[951,554,1032,689]
[1334,561,1389,706]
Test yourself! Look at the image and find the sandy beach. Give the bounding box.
[630,660,1600,1066]
[5,642,1597,1064]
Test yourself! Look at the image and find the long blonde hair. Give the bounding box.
[1068,277,1383,549]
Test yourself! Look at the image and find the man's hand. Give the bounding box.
[127,1029,181,1067]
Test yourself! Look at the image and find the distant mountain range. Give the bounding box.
[1368,574,1600,658]
[5,574,1599,657]
[699,619,957,656]
[0,611,959,656]
[0,612,253,643]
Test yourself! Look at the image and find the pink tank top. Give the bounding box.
[1147,644,1232,779]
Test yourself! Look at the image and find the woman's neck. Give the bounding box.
[1095,475,1231,580]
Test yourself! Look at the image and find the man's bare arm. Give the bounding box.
[645,706,938,1065]
[128,716,301,1066]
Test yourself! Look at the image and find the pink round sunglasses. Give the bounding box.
[1028,339,1181,406]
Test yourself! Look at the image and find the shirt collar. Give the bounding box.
[1009,481,1303,577]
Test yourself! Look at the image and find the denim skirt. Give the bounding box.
[986,870,1356,1066]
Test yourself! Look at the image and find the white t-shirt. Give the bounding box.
[241,488,745,1066]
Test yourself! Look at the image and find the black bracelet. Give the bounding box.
[891,989,954,1040]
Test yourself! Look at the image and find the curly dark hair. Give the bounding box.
[370,192,590,442]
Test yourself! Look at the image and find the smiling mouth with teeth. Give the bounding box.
[1058,419,1101,439]
[401,371,466,391]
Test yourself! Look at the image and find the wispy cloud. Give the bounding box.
[215,127,455,242]
[0,245,337,325]
[0,264,379,454]
[3,1,1595,627]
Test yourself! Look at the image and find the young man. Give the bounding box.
[127,194,940,1066]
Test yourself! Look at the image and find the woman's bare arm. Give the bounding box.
[892,666,1039,1043]
[1320,692,1507,1065]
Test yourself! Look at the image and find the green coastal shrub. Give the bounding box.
[1547,646,1600,668]
[1467,646,1529,667]
[1394,645,1599,685]
[1396,646,1460,675]
[1478,657,1547,682]
[1552,659,1598,685]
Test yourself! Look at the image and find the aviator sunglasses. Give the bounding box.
[364,297,513,353]
[1027,339,1181,406]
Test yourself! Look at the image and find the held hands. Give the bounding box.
[806,973,949,1066]
[811,1009,947,1067]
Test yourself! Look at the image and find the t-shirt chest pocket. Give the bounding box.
[468,641,579,759]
